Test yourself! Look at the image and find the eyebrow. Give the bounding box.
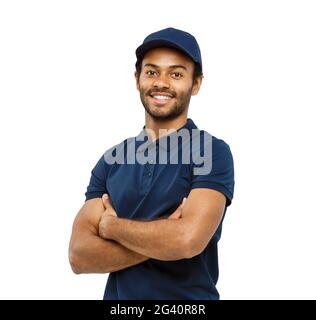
[144,63,188,71]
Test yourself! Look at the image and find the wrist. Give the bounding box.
[107,215,118,240]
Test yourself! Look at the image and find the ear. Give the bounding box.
[135,71,140,91]
[191,75,203,96]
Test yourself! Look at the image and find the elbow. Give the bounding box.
[69,255,81,275]
[68,244,84,274]
[155,240,202,261]
[180,234,205,259]
[155,228,206,261]
[161,231,202,260]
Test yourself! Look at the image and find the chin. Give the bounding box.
[149,107,173,117]
[149,110,182,121]
[142,99,185,120]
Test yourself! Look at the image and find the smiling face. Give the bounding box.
[135,47,202,121]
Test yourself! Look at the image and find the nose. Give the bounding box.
[152,73,170,89]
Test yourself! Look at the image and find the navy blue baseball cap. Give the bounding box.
[135,27,203,72]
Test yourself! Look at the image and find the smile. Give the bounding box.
[149,94,174,106]
[151,95,172,100]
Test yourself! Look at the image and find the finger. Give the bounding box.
[174,211,182,219]
[179,197,187,209]
[171,206,183,219]
[102,193,113,209]
[169,210,181,219]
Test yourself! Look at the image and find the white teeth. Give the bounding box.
[153,95,171,100]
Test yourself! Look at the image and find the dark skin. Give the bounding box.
[69,195,183,273]
[136,47,202,140]
[69,47,226,272]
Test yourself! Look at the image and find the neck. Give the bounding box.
[144,112,188,141]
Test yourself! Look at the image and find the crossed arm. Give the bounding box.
[69,188,226,274]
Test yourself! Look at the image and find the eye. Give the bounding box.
[145,70,157,77]
[171,72,183,79]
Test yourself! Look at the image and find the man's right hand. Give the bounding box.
[168,197,186,220]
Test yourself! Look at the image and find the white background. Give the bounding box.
[0,0,315,299]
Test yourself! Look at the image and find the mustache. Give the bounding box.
[147,88,176,97]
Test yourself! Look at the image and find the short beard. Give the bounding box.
[139,88,192,121]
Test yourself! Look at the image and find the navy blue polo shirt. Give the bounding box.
[85,118,234,300]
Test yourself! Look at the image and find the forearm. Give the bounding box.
[69,233,149,274]
[101,217,190,261]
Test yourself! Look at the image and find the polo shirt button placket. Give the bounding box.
[148,159,153,177]
[141,161,153,194]
[148,156,156,178]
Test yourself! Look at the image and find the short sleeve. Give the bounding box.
[191,138,235,207]
[85,154,110,201]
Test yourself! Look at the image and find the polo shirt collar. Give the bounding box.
[135,118,197,153]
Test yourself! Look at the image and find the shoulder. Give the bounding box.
[102,136,136,165]
[211,135,233,159]
[195,128,233,159]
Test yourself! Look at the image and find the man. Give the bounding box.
[69,27,235,300]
